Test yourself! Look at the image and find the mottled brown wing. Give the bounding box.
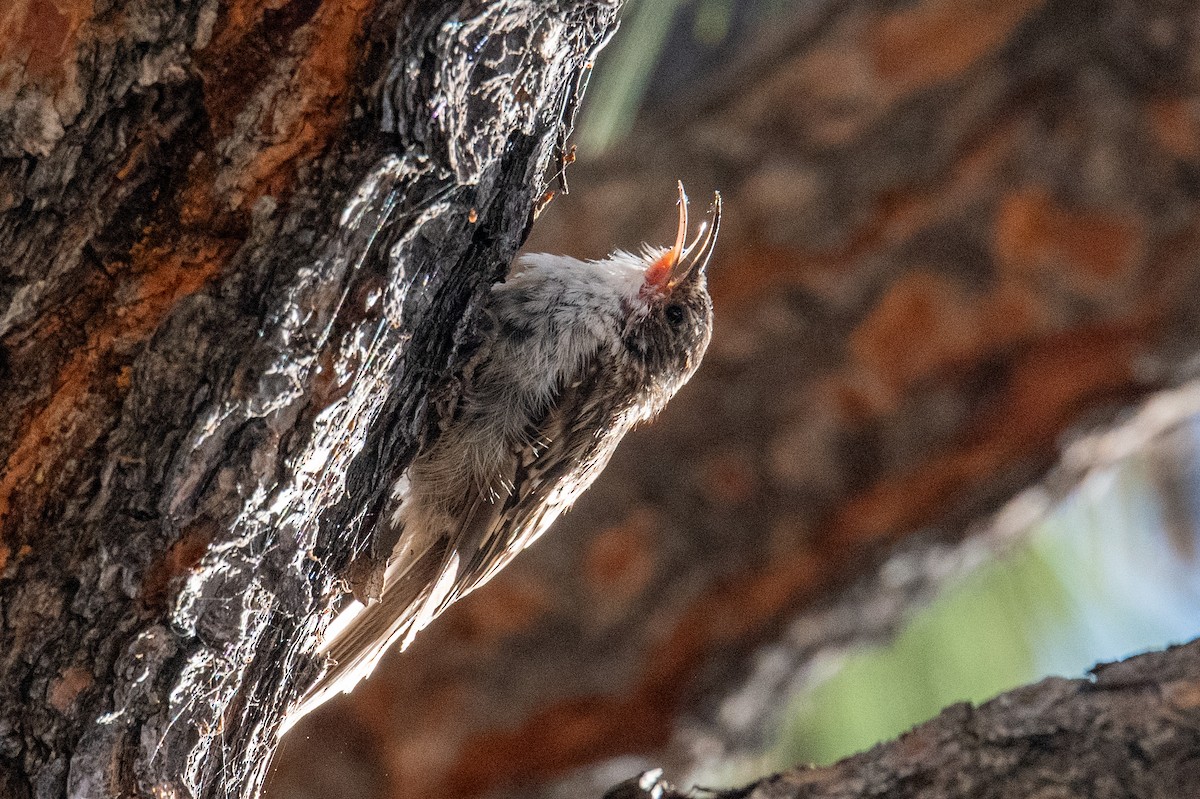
[293,357,617,721]
[439,354,619,607]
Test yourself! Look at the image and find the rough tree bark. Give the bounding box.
[0,1,617,798]
[268,0,1200,797]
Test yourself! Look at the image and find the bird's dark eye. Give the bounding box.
[665,303,685,326]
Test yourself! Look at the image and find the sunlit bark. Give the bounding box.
[0,2,617,797]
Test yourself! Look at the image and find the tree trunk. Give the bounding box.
[0,2,618,798]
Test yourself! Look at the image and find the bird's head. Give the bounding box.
[621,183,720,403]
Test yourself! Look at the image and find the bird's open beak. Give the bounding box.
[644,182,722,293]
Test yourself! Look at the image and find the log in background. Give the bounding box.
[663,640,1200,799]
[270,0,1200,797]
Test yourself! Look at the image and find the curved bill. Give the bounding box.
[644,183,722,292]
[668,189,721,289]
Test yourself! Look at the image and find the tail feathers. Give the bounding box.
[400,551,460,650]
[283,545,451,730]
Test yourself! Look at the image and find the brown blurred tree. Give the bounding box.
[270,0,1200,797]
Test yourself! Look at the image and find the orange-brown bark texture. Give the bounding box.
[0,1,381,793]
[0,0,368,568]
[267,1,1200,797]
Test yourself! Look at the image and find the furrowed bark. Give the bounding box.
[0,2,619,798]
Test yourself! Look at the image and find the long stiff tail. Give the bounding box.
[283,544,448,729]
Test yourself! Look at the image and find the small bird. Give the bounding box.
[292,183,720,722]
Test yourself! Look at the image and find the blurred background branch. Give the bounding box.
[699,639,1200,799]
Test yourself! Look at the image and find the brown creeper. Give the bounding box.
[294,184,720,720]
